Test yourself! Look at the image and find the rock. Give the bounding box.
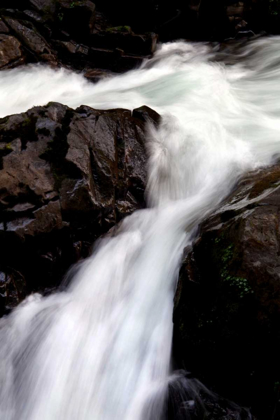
[23,9,50,25]
[26,0,97,39]
[132,105,161,127]
[94,0,157,33]
[51,39,91,69]
[0,102,160,313]
[6,200,63,239]
[0,269,26,314]
[3,17,55,63]
[166,371,256,420]
[57,0,96,41]
[0,18,9,33]
[91,29,158,56]
[84,68,117,83]
[29,0,57,16]
[0,34,25,68]
[173,163,280,420]
[0,1,158,73]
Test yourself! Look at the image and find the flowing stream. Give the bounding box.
[1,38,280,419]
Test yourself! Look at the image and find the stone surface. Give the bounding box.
[0,18,9,33]
[58,0,96,41]
[173,163,280,420]
[0,102,160,315]
[0,1,158,73]
[166,371,257,420]
[29,0,57,16]
[0,1,272,74]
[0,34,24,68]
[4,17,55,63]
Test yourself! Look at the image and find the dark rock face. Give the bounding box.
[166,371,257,420]
[0,1,273,74]
[0,102,160,315]
[95,0,270,41]
[0,34,25,69]
[173,164,280,419]
[0,1,157,73]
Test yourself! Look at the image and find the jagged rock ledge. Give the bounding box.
[0,0,158,75]
[0,102,160,314]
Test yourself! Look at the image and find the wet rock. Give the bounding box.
[0,1,159,73]
[4,17,55,63]
[0,19,9,33]
[166,371,256,420]
[91,29,158,56]
[173,164,280,420]
[0,34,25,68]
[23,9,49,25]
[0,102,159,312]
[58,0,96,41]
[29,0,57,16]
[133,105,161,127]
[84,68,116,83]
[6,200,63,239]
[0,269,26,315]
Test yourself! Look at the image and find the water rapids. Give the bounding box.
[0,37,280,419]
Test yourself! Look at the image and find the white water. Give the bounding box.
[1,38,280,420]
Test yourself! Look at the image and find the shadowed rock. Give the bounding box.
[0,34,25,68]
[0,101,160,314]
[173,163,280,420]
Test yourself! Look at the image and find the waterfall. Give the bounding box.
[1,38,280,419]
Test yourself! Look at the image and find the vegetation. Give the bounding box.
[269,0,280,16]
[220,244,254,298]
[106,26,132,33]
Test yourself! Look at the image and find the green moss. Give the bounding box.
[70,1,82,7]
[22,117,31,127]
[106,26,131,33]
[269,0,280,16]
[222,275,254,298]
[0,141,13,152]
[216,242,254,299]
[4,142,12,150]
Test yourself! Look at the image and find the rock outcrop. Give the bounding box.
[0,102,160,315]
[0,1,157,73]
[173,163,280,419]
[95,1,271,41]
[0,1,275,74]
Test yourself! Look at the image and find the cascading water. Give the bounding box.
[1,38,280,420]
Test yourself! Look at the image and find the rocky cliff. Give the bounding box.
[0,102,160,315]
[173,163,280,419]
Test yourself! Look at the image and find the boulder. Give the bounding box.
[0,34,25,68]
[90,29,158,56]
[29,0,57,16]
[173,163,280,419]
[3,17,56,63]
[0,102,160,315]
[57,0,96,41]
[166,371,257,420]
[0,3,156,72]
[0,18,9,33]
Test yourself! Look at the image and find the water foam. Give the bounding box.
[0,38,280,419]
